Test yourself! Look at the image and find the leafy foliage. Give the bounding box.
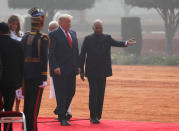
[125,0,179,9]
[111,53,179,65]
[125,0,179,55]
[8,0,95,10]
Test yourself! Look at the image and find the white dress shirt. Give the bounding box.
[10,30,24,41]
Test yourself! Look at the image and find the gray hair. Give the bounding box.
[48,20,58,27]
[48,20,59,32]
[93,19,103,25]
[58,14,73,22]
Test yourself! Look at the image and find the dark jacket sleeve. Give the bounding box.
[74,31,80,69]
[18,44,24,86]
[0,53,2,80]
[80,36,88,73]
[48,33,59,72]
[20,33,28,48]
[40,35,49,81]
[109,35,127,47]
[77,46,80,69]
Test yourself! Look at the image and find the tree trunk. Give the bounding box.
[79,10,86,22]
[42,9,54,33]
[121,17,142,55]
[165,24,174,56]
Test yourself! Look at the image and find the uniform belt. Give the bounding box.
[25,57,40,62]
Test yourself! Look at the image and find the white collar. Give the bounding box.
[59,26,72,38]
[60,26,66,33]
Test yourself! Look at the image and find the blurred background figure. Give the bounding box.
[8,15,24,41]
[48,20,59,101]
[7,14,24,112]
[48,21,58,32]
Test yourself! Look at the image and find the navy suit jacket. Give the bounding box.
[80,33,127,77]
[49,27,80,76]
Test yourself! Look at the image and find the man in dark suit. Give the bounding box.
[48,21,72,118]
[80,19,136,124]
[0,22,24,131]
[49,14,80,126]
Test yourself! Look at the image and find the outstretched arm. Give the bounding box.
[126,38,136,45]
[110,35,136,47]
[109,35,127,47]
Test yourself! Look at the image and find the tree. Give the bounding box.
[120,0,132,16]
[125,0,179,55]
[8,0,95,32]
[8,0,95,10]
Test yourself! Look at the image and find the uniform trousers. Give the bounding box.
[23,78,43,131]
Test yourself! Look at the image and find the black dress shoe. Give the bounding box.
[54,118,58,120]
[66,113,72,121]
[96,118,100,123]
[53,108,59,115]
[90,118,100,124]
[57,118,61,122]
[57,115,62,122]
[61,120,71,126]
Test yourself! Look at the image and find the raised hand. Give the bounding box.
[54,67,61,75]
[127,38,136,45]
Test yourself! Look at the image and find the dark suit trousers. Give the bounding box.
[87,77,106,120]
[0,86,16,131]
[23,79,43,131]
[53,74,76,120]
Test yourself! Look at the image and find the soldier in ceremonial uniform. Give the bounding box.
[21,8,49,131]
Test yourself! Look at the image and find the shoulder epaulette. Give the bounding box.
[40,32,50,47]
[25,31,37,35]
[25,31,30,34]
[39,32,48,40]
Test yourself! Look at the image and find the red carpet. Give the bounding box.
[12,117,179,131]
